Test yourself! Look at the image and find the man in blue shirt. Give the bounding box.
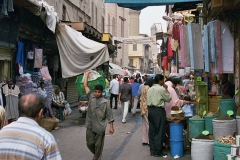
[130,79,140,115]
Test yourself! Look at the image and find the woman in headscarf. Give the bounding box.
[140,78,154,146]
[164,80,190,149]
[164,80,190,118]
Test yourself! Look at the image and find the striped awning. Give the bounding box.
[105,0,202,10]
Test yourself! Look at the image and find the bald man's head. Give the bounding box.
[18,93,44,118]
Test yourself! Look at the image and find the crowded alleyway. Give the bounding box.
[52,106,191,160]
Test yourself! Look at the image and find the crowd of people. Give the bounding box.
[0,69,234,159]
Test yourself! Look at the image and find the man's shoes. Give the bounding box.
[153,152,167,157]
[142,143,148,146]
[122,121,126,124]
[113,107,117,109]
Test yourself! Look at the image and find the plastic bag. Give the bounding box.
[65,103,72,115]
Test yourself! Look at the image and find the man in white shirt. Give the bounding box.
[109,75,119,109]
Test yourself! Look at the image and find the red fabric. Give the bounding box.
[167,36,173,57]
[172,23,180,40]
[162,56,168,70]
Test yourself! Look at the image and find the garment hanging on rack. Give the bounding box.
[161,36,168,58]
[34,48,43,68]
[2,84,20,120]
[167,36,173,57]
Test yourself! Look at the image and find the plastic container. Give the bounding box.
[170,123,183,140]
[212,119,236,140]
[191,138,214,160]
[204,115,219,134]
[219,99,237,118]
[170,139,184,158]
[214,141,231,160]
[236,116,240,134]
[189,118,205,140]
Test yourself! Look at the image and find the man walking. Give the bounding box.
[84,70,114,160]
[118,77,132,123]
[130,79,140,115]
[0,93,62,160]
[109,75,119,109]
[147,74,171,157]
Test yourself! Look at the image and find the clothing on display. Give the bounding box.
[215,20,223,74]
[187,23,204,70]
[209,21,216,63]
[16,42,25,75]
[167,36,173,57]
[27,51,34,59]
[162,56,168,71]
[2,84,20,120]
[161,36,168,58]
[0,0,14,16]
[179,25,191,67]
[34,48,43,68]
[203,25,210,72]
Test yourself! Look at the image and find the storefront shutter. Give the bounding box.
[66,76,79,104]
[0,46,12,60]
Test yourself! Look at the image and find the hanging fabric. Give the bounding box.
[221,22,234,73]
[215,20,223,74]
[162,56,168,71]
[203,25,210,72]
[161,36,168,58]
[187,23,204,70]
[34,48,43,68]
[167,36,173,57]
[209,21,216,63]
[180,25,191,67]
[16,42,25,75]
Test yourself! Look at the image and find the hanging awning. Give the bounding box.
[105,0,203,10]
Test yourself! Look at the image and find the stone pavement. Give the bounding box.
[52,106,191,160]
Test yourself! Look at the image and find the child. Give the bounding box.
[83,70,114,160]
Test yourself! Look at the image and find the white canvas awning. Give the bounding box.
[56,23,109,78]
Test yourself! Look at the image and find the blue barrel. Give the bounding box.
[170,139,184,158]
[219,99,237,118]
[170,123,183,140]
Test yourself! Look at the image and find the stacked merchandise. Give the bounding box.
[16,73,38,95]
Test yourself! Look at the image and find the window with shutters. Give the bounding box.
[133,44,137,51]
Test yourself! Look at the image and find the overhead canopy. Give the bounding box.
[105,0,202,10]
[56,23,109,78]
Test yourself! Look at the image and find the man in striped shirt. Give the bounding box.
[0,93,62,160]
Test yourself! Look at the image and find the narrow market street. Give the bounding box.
[52,106,191,160]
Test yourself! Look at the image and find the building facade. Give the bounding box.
[104,3,129,67]
[128,9,152,73]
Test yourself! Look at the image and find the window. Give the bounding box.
[121,19,124,37]
[79,17,83,22]
[108,14,110,33]
[62,5,66,21]
[102,16,104,32]
[95,6,97,28]
[133,44,137,51]
[129,59,133,66]
[92,2,94,26]
[112,17,115,36]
